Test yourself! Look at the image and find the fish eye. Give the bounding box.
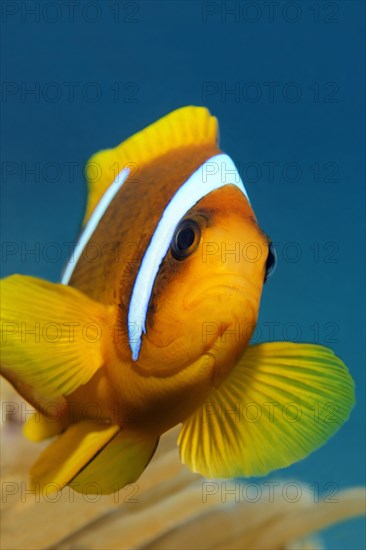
[171,219,201,261]
[265,242,277,282]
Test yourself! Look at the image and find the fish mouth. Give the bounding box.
[184,273,260,310]
[136,275,261,379]
[182,274,260,385]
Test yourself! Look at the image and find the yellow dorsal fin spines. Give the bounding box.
[84,106,218,224]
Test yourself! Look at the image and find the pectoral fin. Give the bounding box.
[178,343,355,478]
[0,275,114,414]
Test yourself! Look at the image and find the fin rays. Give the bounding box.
[178,342,355,478]
[84,106,218,224]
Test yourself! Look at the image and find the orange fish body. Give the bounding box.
[71,179,267,434]
[64,114,268,436]
[0,107,355,494]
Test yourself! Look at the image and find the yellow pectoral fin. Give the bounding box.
[73,430,159,495]
[178,343,355,478]
[30,421,119,493]
[0,275,114,412]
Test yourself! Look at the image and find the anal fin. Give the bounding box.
[73,430,158,495]
[30,421,119,493]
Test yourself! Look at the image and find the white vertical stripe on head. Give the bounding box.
[61,167,130,285]
[128,153,249,361]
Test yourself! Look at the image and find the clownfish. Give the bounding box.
[0,106,354,494]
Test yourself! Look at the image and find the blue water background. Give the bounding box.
[1,1,365,548]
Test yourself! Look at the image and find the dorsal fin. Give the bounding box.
[83,106,218,224]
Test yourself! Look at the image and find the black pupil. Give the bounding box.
[265,243,276,281]
[266,248,275,272]
[176,227,195,251]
